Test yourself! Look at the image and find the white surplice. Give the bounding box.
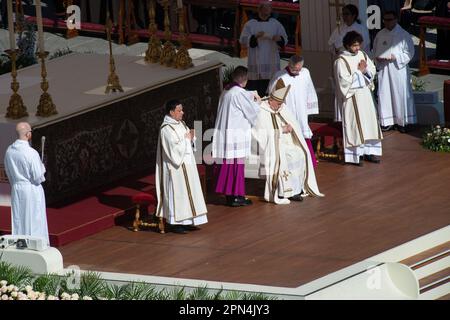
[373,24,416,127]
[267,67,319,139]
[329,21,371,122]
[4,140,49,246]
[252,101,323,204]
[328,21,371,55]
[212,85,260,160]
[240,18,288,80]
[334,50,383,164]
[156,115,207,226]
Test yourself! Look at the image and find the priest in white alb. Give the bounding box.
[239,1,288,97]
[156,100,207,234]
[252,85,323,204]
[373,10,416,133]
[334,31,383,166]
[267,55,319,167]
[4,122,49,246]
[212,66,261,207]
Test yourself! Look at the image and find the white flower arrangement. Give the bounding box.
[0,280,91,301]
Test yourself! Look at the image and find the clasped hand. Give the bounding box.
[185,129,195,140]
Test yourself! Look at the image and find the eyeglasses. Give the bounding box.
[383,18,396,21]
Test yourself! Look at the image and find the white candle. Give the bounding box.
[35,0,45,53]
[7,0,15,50]
[177,0,183,9]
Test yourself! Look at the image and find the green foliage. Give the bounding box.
[411,75,428,92]
[0,261,34,288]
[187,285,211,300]
[49,47,74,60]
[122,282,158,300]
[0,261,276,300]
[422,125,450,152]
[32,274,63,296]
[79,271,105,299]
[0,18,37,75]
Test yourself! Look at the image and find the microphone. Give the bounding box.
[41,136,46,162]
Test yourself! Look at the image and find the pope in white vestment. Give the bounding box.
[4,122,49,246]
[373,15,416,129]
[252,86,323,204]
[156,102,207,229]
[334,31,383,165]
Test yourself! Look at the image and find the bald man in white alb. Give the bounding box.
[4,122,49,246]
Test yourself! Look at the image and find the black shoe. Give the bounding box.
[170,225,188,234]
[397,126,407,133]
[237,196,252,206]
[381,125,393,132]
[363,155,381,163]
[346,161,363,166]
[288,194,304,202]
[226,196,242,207]
[183,225,200,231]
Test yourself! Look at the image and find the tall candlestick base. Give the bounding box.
[175,45,192,70]
[5,49,29,119]
[144,1,161,64]
[175,8,192,70]
[105,13,124,94]
[159,0,176,68]
[145,35,162,64]
[160,41,176,67]
[105,69,124,94]
[36,51,58,117]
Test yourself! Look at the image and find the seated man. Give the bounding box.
[252,84,324,205]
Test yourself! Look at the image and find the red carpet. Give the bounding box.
[0,175,157,247]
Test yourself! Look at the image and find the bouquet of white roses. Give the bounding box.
[422,125,450,152]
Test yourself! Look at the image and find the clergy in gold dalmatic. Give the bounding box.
[334,31,383,165]
[155,99,207,233]
[252,84,323,205]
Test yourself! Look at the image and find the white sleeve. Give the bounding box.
[394,34,415,70]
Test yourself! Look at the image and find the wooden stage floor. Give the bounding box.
[59,129,450,288]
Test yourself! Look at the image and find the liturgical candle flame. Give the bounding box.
[35,0,45,53]
[7,0,15,50]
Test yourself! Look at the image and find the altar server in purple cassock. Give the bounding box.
[212,66,261,207]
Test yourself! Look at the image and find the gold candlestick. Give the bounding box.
[175,7,192,70]
[36,51,57,117]
[159,0,176,67]
[145,0,161,64]
[105,14,124,94]
[5,49,28,119]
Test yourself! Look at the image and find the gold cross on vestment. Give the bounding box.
[329,0,346,27]
[282,171,290,182]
